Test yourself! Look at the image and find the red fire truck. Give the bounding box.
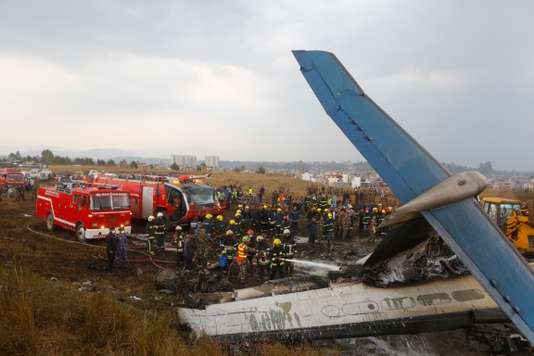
[92,174,223,223]
[36,183,132,241]
[0,168,25,187]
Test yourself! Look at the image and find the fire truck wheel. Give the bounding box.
[46,213,55,231]
[76,224,86,242]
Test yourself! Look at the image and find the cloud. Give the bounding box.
[0,0,533,170]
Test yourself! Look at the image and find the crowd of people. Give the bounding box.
[135,184,397,283]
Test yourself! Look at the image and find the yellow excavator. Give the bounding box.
[481,196,534,255]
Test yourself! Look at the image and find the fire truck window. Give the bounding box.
[72,195,79,205]
[181,185,216,205]
[80,196,87,208]
[112,194,130,209]
[90,194,112,210]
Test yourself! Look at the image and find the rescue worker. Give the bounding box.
[284,241,296,276]
[324,212,335,253]
[183,234,198,270]
[255,235,270,277]
[214,214,225,234]
[154,212,167,251]
[105,228,117,272]
[369,214,378,242]
[316,208,324,240]
[259,205,270,232]
[281,228,293,244]
[272,207,284,234]
[203,213,213,234]
[244,229,257,270]
[219,230,238,271]
[340,208,352,240]
[115,226,128,271]
[174,225,185,268]
[307,214,318,244]
[236,235,254,281]
[288,205,300,238]
[228,219,240,236]
[146,215,156,255]
[269,238,285,280]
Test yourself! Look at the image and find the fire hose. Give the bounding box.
[25,224,176,270]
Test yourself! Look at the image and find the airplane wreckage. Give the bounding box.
[179,50,534,344]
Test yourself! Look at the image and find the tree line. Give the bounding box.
[1,149,139,168]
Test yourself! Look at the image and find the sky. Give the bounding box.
[0,1,533,170]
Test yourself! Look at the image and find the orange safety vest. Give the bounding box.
[236,243,248,264]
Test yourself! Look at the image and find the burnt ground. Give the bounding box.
[1,195,532,355]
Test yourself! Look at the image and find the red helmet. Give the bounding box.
[246,229,254,235]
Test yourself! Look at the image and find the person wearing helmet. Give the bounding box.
[269,238,285,279]
[146,215,156,255]
[115,226,129,271]
[214,214,226,235]
[255,235,270,277]
[242,205,252,230]
[154,212,167,251]
[259,204,270,232]
[174,225,185,267]
[203,213,214,234]
[219,230,237,270]
[236,235,255,281]
[324,210,335,254]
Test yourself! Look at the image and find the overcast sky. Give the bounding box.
[0,1,533,170]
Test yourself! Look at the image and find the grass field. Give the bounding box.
[48,165,316,196]
[0,195,337,355]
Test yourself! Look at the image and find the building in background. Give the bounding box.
[172,155,197,169]
[204,156,220,169]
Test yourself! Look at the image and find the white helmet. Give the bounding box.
[256,235,264,242]
[175,225,182,231]
[157,212,164,218]
[148,215,155,222]
[283,228,291,236]
[226,230,234,236]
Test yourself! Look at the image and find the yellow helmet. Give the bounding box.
[236,209,242,215]
[273,238,282,247]
[205,213,213,220]
[277,208,282,212]
[328,212,333,219]
[263,204,268,209]
[229,219,237,225]
[237,204,243,209]
[234,211,241,217]
[372,207,378,213]
[216,214,224,222]
[316,208,322,212]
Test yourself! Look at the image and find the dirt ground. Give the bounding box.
[1,172,532,355]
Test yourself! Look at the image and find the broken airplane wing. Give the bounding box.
[292,50,534,343]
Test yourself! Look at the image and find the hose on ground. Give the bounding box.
[26,224,176,270]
